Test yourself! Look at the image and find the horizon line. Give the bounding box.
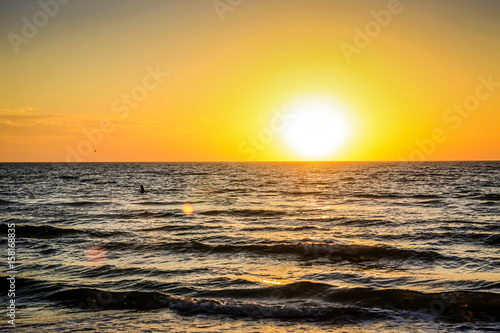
[1,160,499,163]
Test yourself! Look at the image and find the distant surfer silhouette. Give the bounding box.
[140,185,145,193]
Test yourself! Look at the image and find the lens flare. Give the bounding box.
[183,202,194,215]
[85,245,107,262]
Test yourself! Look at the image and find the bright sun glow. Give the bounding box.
[283,100,350,159]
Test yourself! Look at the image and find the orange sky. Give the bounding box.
[1,0,499,162]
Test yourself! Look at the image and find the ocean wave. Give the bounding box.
[175,172,210,176]
[439,231,499,247]
[0,199,16,205]
[103,241,447,262]
[323,286,500,321]
[50,288,391,321]
[298,242,445,261]
[241,225,325,232]
[0,277,63,299]
[199,209,286,217]
[0,224,84,238]
[59,175,79,180]
[353,193,401,199]
[418,199,444,205]
[0,224,123,238]
[141,224,221,232]
[95,210,181,219]
[473,193,500,201]
[61,264,210,281]
[79,178,117,184]
[200,280,500,317]
[340,176,355,181]
[352,193,445,200]
[58,201,111,207]
[296,216,343,223]
[198,280,334,300]
[280,191,324,196]
[410,194,443,199]
[485,234,500,246]
[48,284,500,322]
[388,230,500,247]
[212,188,249,194]
[337,218,388,227]
[133,201,182,206]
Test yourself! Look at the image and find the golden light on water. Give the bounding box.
[262,279,283,285]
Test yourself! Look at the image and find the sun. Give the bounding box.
[283,99,350,159]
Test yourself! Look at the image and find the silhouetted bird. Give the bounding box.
[140,185,145,193]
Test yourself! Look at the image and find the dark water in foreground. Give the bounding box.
[1,162,499,332]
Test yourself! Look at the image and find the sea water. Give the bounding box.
[1,162,499,332]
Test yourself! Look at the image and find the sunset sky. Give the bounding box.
[1,0,499,162]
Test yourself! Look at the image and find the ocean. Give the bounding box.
[1,162,499,332]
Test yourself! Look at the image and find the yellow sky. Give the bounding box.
[1,0,499,162]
